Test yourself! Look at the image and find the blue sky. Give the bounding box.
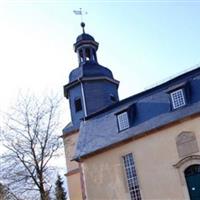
[0,0,200,125]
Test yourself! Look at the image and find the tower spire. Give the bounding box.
[64,23,119,128]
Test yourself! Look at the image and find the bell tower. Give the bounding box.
[64,23,119,129]
[63,23,120,200]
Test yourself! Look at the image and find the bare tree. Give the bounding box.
[0,183,21,200]
[0,94,61,200]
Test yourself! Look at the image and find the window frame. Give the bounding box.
[115,104,136,132]
[116,111,130,132]
[122,153,142,200]
[166,81,190,111]
[170,88,186,110]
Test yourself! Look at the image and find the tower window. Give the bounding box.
[117,112,129,131]
[75,98,82,112]
[170,89,186,109]
[110,94,117,102]
[123,153,142,200]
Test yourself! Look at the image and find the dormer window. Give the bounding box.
[117,112,130,131]
[166,81,190,111]
[116,104,135,132]
[170,89,186,109]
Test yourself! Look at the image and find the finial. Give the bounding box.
[81,22,85,33]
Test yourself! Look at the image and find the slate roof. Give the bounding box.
[74,66,200,160]
[69,62,114,82]
[63,122,79,134]
[76,33,95,42]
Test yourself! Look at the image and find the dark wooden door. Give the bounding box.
[185,165,200,200]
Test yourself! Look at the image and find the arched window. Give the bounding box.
[85,48,91,61]
[79,49,84,62]
[184,165,200,200]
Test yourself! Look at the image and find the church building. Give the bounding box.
[62,23,200,200]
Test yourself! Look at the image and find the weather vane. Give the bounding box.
[73,8,88,22]
[73,8,88,33]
